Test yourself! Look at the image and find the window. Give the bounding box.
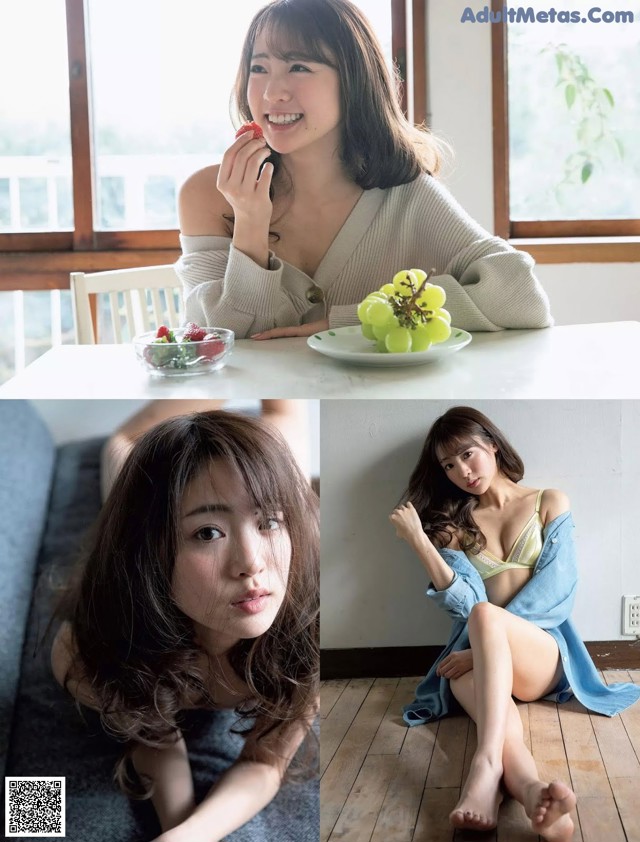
[0,0,424,383]
[493,0,640,248]
[0,0,418,273]
[0,1,73,233]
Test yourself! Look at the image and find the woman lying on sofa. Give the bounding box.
[52,409,318,842]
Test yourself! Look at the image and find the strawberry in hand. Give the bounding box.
[235,121,264,140]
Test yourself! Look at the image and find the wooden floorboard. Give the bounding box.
[321,678,399,841]
[322,672,640,841]
[321,678,349,719]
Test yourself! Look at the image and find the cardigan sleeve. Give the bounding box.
[175,236,311,337]
[327,303,359,329]
[436,237,552,331]
[405,177,553,332]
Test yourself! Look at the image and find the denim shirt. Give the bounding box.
[403,512,640,726]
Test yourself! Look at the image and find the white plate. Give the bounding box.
[307,325,472,367]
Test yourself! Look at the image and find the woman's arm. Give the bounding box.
[152,712,315,842]
[176,167,312,337]
[389,502,454,591]
[52,625,197,832]
[51,621,100,709]
[416,177,552,331]
[131,735,196,834]
[179,134,272,268]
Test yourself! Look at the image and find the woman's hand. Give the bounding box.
[151,832,185,842]
[391,503,454,590]
[436,648,473,680]
[251,320,329,340]
[217,131,273,227]
[151,830,208,842]
[389,501,426,547]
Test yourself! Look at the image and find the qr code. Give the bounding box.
[5,777,65,837]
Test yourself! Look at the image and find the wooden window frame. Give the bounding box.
[0,0,427,291]
[492,0,640,263]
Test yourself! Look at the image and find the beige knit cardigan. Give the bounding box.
[175,174,552,338]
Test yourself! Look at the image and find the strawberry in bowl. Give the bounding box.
[134,324,234,376]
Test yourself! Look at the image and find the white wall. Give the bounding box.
[427,0,640,324]
[320,400,640,648]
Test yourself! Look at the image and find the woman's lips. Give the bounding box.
[232,594,270,615]
[467,479,480,489]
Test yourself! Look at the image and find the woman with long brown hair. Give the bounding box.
[176,0,551,339]
[390,406,640,841]
[51,410,318,842]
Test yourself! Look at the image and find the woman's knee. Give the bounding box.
[468,600,500,631]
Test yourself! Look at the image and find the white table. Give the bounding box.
[1,322,638,399]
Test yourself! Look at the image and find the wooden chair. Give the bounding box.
[70,265,183,344]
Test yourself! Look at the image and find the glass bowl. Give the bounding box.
[134,327,234,376]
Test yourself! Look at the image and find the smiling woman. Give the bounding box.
[176,0,552,342]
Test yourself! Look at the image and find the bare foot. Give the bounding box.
[449,755,504,831]
[524,780,576,842]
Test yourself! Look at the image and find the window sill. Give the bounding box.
[0,249,180,291]
[510,237,640,264]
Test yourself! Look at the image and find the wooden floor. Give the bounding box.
[320,671,640,842]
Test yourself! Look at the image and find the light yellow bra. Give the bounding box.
[465,489,544,581]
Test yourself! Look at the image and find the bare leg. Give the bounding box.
[448,603,575,840]
[100,399,311,501]
[100,400,226,500]
[259,400,311,480]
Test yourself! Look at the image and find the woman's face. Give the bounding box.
[437,436,499,496]
[173,459,291,655]
[246,27,341,157]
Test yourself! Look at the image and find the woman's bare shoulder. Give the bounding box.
[540,488,571,524]
[51,621,100,710]
[178,165,233,237]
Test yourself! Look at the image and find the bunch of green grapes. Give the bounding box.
[357,268,452,353]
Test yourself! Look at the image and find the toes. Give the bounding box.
[549,781,576,805]
[548,780,578,814]
[450,809,494,831]
[450,810,465,828]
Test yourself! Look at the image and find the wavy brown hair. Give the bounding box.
[58,410,318,796]
[232,0,443,191]
[403,407,525,551]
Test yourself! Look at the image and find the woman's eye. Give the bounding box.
[195,526,224,542]
[290,63,311,72]
[250,64,267,74]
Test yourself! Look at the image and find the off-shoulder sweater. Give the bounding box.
[175,173,552,338]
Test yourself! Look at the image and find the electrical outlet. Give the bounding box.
[622,595,640,636]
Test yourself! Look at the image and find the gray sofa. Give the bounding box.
[0,400,318,842]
